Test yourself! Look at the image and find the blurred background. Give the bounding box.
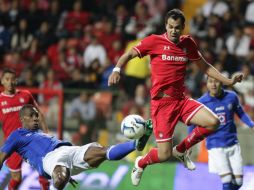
[0,0,253,189]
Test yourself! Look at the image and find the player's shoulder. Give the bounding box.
[9,128,22,138]
[224,90,238,98]
[18,89,31,94]
[143,34,161,41]
[17,89,32,96]
[180,35,197,44]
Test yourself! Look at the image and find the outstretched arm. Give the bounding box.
[33,101,49,133]
[235,97,254,129]
[0,152,9,170]
[194,54,243,86]
[108,49,139,86]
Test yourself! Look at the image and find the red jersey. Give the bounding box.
[134,33,201,98]
[0,90,37,138]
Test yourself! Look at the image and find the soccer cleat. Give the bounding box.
[172,146,196,170]
[131,156,144,186]
[135,119,153,151]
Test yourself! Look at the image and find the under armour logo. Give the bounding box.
[164,46,170,50]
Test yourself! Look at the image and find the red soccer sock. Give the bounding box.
[176,126,214,153]
[138,148,160,169]
[39,175,50,190]
[8,179,21,190]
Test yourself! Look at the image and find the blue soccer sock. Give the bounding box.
[106,141,135,160]
[223,182,233,190]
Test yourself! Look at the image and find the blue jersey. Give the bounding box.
[0,128,72,178]
[189,90,254,149]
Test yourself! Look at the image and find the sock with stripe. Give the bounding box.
[106,141,135,160]
[177,126,214,153]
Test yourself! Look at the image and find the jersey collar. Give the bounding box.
[208,89,225,99]
[1,92,17,97]
[163,33,179,45]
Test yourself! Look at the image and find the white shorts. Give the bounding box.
[42,142,102,177]
[208,143,243,175]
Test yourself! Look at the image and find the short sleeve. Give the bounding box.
[133,35,154,58]
[0,132,19,155]
[185,36,201,61]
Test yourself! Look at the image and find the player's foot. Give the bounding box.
[131,156,144,186]
[135,119,153,151]
[172,146,196,170]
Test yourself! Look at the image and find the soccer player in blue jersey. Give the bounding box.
[0,104,151,190]
[188,76,254,190]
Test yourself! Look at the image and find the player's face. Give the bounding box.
[22,108,40,130]
[1,73,16,93]
[207,77,222,97]
[165,18,184,43]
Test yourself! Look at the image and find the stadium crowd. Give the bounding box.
[0,0,254,144]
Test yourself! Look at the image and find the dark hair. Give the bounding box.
[19,104,36,118]
[2,68,16,77]
[165,9,185,25]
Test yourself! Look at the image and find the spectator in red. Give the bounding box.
[38,69,62,105]
[22,38,42,63]
[65,45,83,71]
[3,51,28,76]
[63,0,90,34]
[98,19,121,52]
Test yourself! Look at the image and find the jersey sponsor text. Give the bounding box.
[161,54,188,62]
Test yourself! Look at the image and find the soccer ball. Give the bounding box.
[121,114,146,139]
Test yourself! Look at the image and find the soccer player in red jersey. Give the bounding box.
[0,68,49,189]
[108,9,244,186]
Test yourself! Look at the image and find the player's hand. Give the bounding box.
[230,72,244,85]
[69,177,78,188]
[108,72,121,86]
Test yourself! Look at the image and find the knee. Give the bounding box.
[10,171,22,187]
[207,117,220,131]
[53,168,70,190]
[9,178,22,189]
[158,149,172,162]
[53,174,69,190]
[221,174,233,184]
[11,174,22,182]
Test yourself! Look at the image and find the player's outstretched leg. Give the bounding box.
[131,148,160,186]
[172,146,196,170]
[131,156,144,186]
[135,119,153,151]
[107,141,136,160]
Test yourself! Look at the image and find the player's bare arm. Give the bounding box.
[108,49,139,86]
[38,110,49,133]
[33,102,49,133]
[0,152,8,170]
[194,54,244,85]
